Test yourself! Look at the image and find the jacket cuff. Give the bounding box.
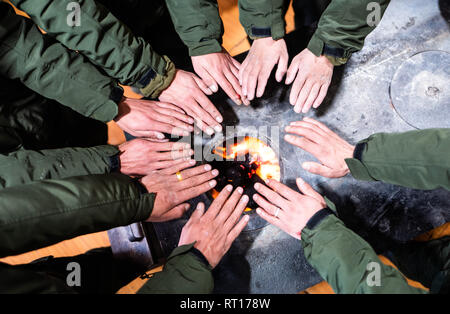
[246,24,285,41]
[138,56,177,98]
[305,208,336,231]
[345,142,375,181]
[307,33,349,66]
[188,39,223,56]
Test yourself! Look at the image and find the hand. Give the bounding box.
[159,69,224,135]
[192,51,249,106]
[285,48,334,113]
[253,178,326,240]
[239,37,288,101]
[178,185,250,268]
[118,139,194,176]
[284,117,355,178]
[115,98,194,139]
[141,164,219,222]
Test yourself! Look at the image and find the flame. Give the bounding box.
[212,136,281,181]
[211,137,280,212]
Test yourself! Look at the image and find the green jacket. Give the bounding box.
[308,0,391,65]
[1,1,175,121]
[0,172,213,294]
[166,0,390,64]
[302,128,450,294]
[165,0,286,56]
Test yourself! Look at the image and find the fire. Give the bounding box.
[212,136,281,182]
[210,137,281,212]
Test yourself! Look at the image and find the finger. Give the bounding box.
[284,134,322,157]
[219,71,242,105]
[302,161,336,178]
[224,193,249,230]
[253,182,289,210]
[203,184,233,221]
[252,193,285,219]
[312,83,330,109]
[275,51,288,82]
[176,168,219,191]
[231,57,242,73]
[148,141,191,152]
[256,66,271,98]
[246,66,260,101]
[190,202,205,222]
[175,179,217,206]
[285,59,300,85]
[288,120,329,138]
[155,101,186,114]
[185,99,218,135]
[294,80,313,114]
[301,117,342,141]
[240,62,251,97]
[284,124,324,144]
[239,57,249,86]
[196,67,218,94]
[265,179,300,202]
[193,92,224,127]
[155,203,191,222]
[153,106,195,125]
[157,159,196,174]
[157,148,193,161]
[216,186,244,224]
[225,215,250,247]
[177,164,213,181]
[151,112,194,133]
[134,120,190,137]
[296,177,324,202]
[302,83,320,113]
[289,73,306,107]
[129,130,166,140]
[256,207,283,228]
[193,75,213,95]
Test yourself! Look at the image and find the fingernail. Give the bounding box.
[189,149,194,155]
[188,118,195,124]
[297,177,304,185]
[216,116,223,123]
[256,208,262,215]
[234,98,242,106]
[302,163,310,170]
[185,204,190,210]
[212,169,219,176]
[226,184,233,192]
[254,183,260,191]
[285,126,291,132]
[214,124,223,133]
[157,133,165,139]
[209,85,218,93]
[189,159,196,165]
[205,127,214,136]
[241,195,249,203]
[204,164,212,171]
[209,180,217,187]
[237,187,243,194]
[253,194,259,201]
[244,215,250,221]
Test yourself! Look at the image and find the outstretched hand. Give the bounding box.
[284,118,355,178]
[178,185,249,267]
[141,164,219,222]
[253,178,326,240]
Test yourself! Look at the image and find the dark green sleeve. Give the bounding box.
[308,0,390,64]
[10,0,175,97]
[345,128,450,191]
[138,244,214,294]
[238,0,286,40]
[165,0,223,56]
[0,145,119,189]
[0,173,154,258]
[302,213,427,294]
[0,2,121,122]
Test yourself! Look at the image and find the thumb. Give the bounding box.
[302,161,335,178]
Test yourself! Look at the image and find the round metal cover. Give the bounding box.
[390,50,450,129]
